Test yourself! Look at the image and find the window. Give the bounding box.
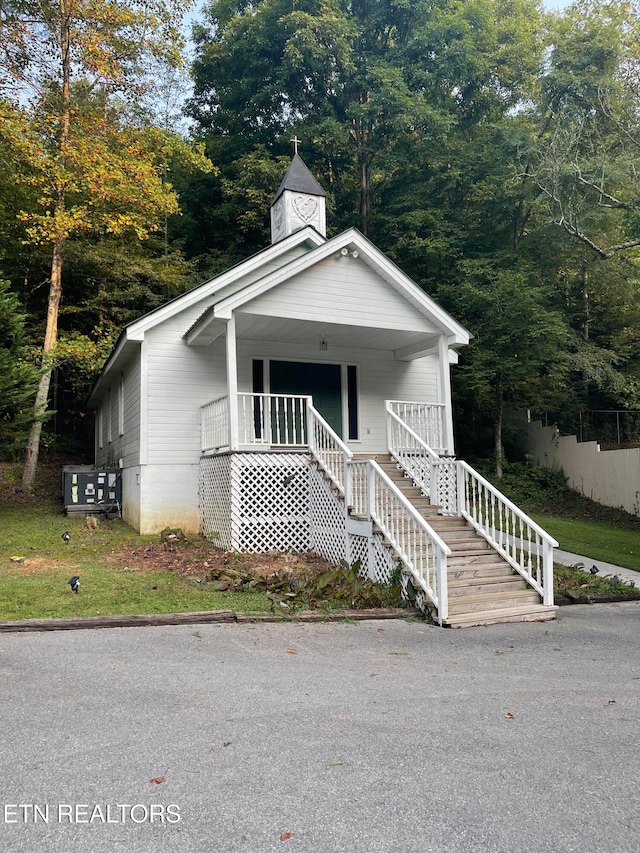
[118,374,124,436]
[347,365,358,440]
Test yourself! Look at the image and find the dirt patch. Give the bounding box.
[104,541,333,580]
[7,556,63,577]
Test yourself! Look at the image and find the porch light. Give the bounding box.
[319,337,328,351]
[340,247,348,256]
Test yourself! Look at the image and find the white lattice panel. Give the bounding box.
[200,455,233,549]
[370,533,397,585]
[436,459,459,515]
[230,453,311,552]
[309,465,347,566]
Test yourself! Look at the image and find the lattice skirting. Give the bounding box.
[200,455,233,549]
[199,452,425,610]
[201,452,311,552]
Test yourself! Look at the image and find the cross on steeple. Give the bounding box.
[291,135,301,155]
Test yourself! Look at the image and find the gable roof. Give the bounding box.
[88,226,325,403]
[185,227,470,348]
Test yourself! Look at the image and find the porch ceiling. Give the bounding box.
[234,311,441,357]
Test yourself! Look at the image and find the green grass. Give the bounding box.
[481,459,640,573]
[0,499,271,621]
[536,515,640,572]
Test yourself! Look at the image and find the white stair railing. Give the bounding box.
[347,458,451,624]
[386,403,458,513]
[458,462,557,606]
[386,400,446,454]
[307,402,352,496]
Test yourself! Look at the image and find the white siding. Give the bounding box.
[95,354,141,469]
[243,255,439,333]
[145,304,227,465]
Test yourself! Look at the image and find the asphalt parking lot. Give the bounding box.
[1,604,639,853]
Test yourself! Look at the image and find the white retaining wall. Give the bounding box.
[525,419,640,517]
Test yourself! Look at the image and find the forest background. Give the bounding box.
[2,0,640,485]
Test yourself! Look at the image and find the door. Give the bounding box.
[269,360,343,438]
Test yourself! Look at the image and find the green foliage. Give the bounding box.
[0,280,43,458]
[205,557,405,613]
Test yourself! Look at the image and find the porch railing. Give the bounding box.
[347,458,451,624]
[458,462,557,606]
[237,392,309,447]
[201,395,230,451]
[386,399,446,454]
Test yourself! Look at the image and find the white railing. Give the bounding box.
[201,395,230,451]
[388,401,557,605]
[238,392,309,446]
[458,462,558,606]
[308,402,352,495]
[347,458,451,624]
[386,403,459,513]
[386,400,446,453]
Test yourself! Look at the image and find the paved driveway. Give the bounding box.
[1,605,640,853]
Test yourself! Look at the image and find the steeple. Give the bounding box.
[270,151,327,243]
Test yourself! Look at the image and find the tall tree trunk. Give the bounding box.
[494,381,504,480]
[22,0,71,491]
[22,238,65,490]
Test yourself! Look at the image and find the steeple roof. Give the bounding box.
[272,153,326,204]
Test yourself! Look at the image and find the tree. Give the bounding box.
[0,280,42,457]
[533,0,640,258]
[0,0,210,489]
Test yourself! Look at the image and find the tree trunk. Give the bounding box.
[22,237,65,491]
[22,2,71,491]
[494,383,504,479]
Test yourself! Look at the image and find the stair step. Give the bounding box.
[448,563,515,580]
[448,577,527,596]
[444,604,558,629]
[446,589,541,616]
[447,552,508,567]
[447,539,493,552]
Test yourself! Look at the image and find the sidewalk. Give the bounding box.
[554,548,640,588]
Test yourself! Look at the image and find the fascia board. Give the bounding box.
[125,227,325,339]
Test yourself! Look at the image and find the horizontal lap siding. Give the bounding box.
[95,353,141,468]
[245,256,438,333]
[146,309,226,465]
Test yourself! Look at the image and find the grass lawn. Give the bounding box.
[0,499,272,621]
[537,515,640,572]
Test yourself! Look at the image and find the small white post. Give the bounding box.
[436,547,448,625]
[542,539,554,606]
[456,462,465,519]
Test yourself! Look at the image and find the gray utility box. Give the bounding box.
[62,466,122,516]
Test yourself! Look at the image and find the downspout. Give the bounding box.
[226,313,239,450]
[438,335,455,455]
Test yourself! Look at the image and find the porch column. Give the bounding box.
[226,312,239,450]
[438,335,455,455]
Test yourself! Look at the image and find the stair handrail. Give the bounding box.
[307,401,353,496]
[458,461,558,606]
[385,403,443,502]
[348,458,451,624]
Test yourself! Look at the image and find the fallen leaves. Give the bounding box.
[280,832,294,841]
[286,648,298,655]
[150,776,165,784]
[505,712,515,719]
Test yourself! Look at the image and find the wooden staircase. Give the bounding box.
[362,455,557,628]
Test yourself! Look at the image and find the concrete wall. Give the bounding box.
[525,418,640,517]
